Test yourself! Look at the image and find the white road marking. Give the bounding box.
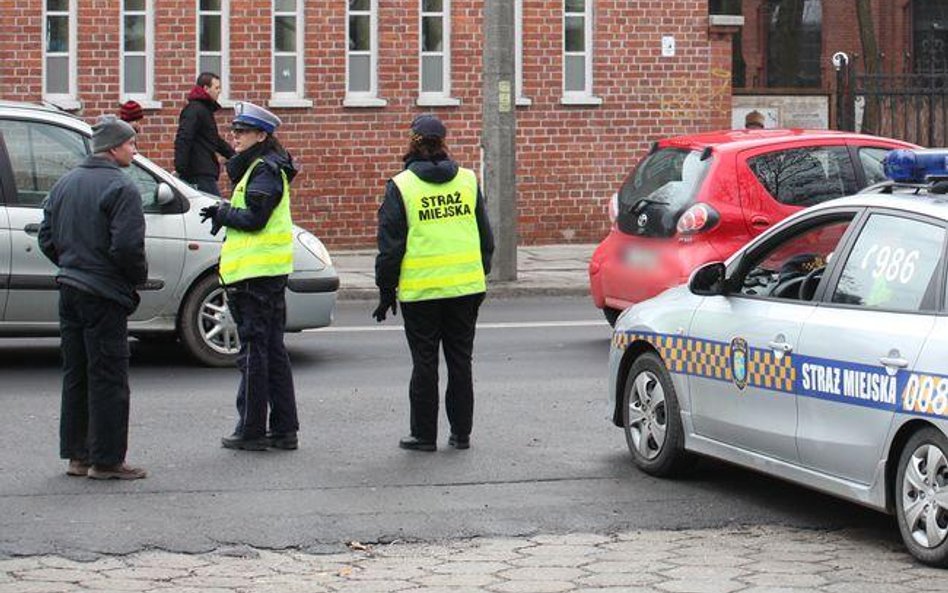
[304,320,609,333]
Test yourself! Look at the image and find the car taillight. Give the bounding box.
[676,203,718,235]
[608,192,618,224]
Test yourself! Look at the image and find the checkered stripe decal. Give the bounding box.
[614,331,795,392]
[747,349,795,392]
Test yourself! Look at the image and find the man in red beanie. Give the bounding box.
[118,100,144,133]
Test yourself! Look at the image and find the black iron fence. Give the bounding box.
[836,64,948,147]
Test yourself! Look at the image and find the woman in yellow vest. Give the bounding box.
[199,101,300,452]
[373,114,495,452]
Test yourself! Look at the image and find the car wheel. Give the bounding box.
[895,427,948,566]
[604,307,621,327]
[622,352,691,476]
[179,273,240,367]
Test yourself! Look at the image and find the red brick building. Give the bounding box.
[735,1,946,94]
[1,1,736,248]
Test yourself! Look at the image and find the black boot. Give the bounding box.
[221,433,269,451]
[267,432,298,450]
[399,435,436,452]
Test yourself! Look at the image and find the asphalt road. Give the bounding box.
[0,296,895,558]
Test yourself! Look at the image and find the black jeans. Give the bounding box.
[400,292,484,442]
[185,175,221,196]
[58,285,131,466]
[227,276,298,439]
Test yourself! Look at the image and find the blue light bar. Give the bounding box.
[884,149,948,183]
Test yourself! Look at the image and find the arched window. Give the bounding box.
[766,0,822,88]
[914,1,948,73]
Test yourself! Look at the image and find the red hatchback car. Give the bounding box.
[588,129,916,324]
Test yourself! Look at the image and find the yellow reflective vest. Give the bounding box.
[219,159,294,285]
[392,167,486,302]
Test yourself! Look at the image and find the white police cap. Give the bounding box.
[232,101,282,134]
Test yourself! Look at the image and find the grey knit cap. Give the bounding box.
[92,114,136,153]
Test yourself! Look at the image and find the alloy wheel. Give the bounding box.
[198,287,240,356]
[627,370,668,460]
[902,443,948,549]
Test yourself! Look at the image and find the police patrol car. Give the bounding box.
[607,148,948,566]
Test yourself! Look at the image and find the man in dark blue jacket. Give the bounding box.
[39,115,148,480]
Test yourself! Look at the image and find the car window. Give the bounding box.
[0,119,87,207]
[616,148,710,238]
[858,146,891,186]
[831,214,944,312]
[748,146,858,207]
[736,217,853,300]
[123,161,164,213]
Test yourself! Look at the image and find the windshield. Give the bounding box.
[617,148,710,237]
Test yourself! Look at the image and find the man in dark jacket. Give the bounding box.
[39,115,148,480]
[374,114,494,452]
[173,72,234,196]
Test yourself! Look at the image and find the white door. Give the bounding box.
[795,212,944,484]
[690,213,857,463]
[0,119,86,323]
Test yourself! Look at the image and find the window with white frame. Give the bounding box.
[563,0,597,102]
[122,0,154,100]
[44,0,77,105]
[273,0,305,99]
[515,0,529,105]
[198,0,229,97]
[420,0,456,103]
[347,0,379,101]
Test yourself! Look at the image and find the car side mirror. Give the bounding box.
[155,183,176,206]
[689,262,727,296]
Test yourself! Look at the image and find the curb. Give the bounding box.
[337,284,590,301]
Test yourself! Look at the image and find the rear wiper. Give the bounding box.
[626,197,667,215]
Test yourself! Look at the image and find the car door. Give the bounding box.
[689,211,859,463]
[0,118,87,323]
[121,160,186,322]
[794,211,944,484]
[737,142,859,237]
[0,131,13,319]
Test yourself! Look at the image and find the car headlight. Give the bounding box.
[297,231,332,267]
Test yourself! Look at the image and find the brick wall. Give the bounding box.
[738,0,912,88]
[2,0,732,249]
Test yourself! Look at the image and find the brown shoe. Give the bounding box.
[87,463,148,480]
[66,459,91,477]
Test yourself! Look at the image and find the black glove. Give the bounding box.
[372,288,398,322]
[199,204,219,224]
[199,203,224,236]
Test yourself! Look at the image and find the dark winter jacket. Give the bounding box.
[38,156,148,313]
[173,86,235,181]
[213,139,299,231]
[375,157,494,291]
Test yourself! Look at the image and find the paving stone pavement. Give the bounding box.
[3,525,948,593]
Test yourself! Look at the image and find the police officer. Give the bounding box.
[374,114,494,452]
[200,102,300,451]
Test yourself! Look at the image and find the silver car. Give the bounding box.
[608,176,948,565]
[0,102,338,366]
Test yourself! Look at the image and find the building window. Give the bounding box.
[913,1,948,73]
[121,0,154,100]
[346,0,384,106]
[198,0,229,97]
[765,0,821,88]
[563,0,597,102]
[273,0,305,99]
[419,0,457,105]
[43,0,77,107]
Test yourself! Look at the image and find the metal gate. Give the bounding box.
[836,58,948,147]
